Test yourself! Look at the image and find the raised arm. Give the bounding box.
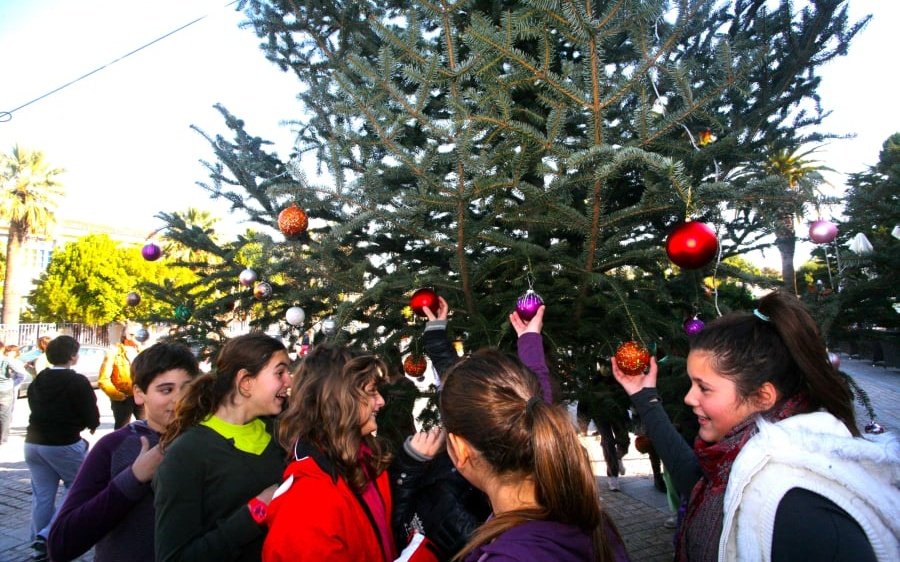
[421,297,460,380]
[510,306,552,403]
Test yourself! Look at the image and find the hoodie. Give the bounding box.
[465,519,629,562]
[26,367,99,445]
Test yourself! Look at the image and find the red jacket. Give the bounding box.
[263,442,395,562]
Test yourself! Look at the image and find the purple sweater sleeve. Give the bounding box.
[48,427,152,560]
[517,333,552,403]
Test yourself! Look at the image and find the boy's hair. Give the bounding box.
[46,336,80,366]
[131,343,201,391]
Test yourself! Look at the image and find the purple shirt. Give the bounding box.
[464,519,629,561]
[517,332,552,403]
[48,421,158,562]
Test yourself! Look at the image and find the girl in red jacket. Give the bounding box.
[263,346,397,561]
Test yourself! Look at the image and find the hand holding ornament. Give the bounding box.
[509,305,545,337]
[611,355,658,397]
[422,296,449,322]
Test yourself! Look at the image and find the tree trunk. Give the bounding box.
[774,213,797,295]
[2,223,26,326]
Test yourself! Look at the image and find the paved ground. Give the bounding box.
[1,355,896,561]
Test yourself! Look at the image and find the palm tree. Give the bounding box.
[0,145,64,326]
[763,146,830,294]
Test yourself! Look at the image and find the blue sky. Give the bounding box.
[0,1,897,265]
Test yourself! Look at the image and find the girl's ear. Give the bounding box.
[237,369,253,398]
[447,432,472,468]
[133,386,146,407]
[755,381,779,411]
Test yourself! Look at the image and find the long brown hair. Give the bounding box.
[160,333,287,449]
[278,345,391,492]
[690,290,859,436]
[440,349,622,562]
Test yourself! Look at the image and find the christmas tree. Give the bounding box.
[148,0,866,407]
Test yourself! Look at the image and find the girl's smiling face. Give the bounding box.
[358,379,385,436]
[683,351,767,443]
[244,350,292,417]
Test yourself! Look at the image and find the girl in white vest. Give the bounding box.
[612,290,899,562]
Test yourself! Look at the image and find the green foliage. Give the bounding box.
[28,234,194,324]
[155,1,866,394]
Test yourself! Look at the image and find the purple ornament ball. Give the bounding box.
[515,290,544,321]
[125,292,141,307]
[239,268,258,287]
[141,242,162,261]
[809,220,838,244]
[683,317,705,335]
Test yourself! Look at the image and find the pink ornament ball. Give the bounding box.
[239,268,258,287]
[809,220,838,244]
[515,290,544,321]
[141,242,162,261]
[683,317,705,335]
[827,351,841,369]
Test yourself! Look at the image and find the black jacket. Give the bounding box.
[26,367,99,445]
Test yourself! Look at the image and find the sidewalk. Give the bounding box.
[0,355,895,561]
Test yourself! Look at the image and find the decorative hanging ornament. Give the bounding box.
[683,317,705,336]
[827,351,841,369]
[697,128,715,146]
[666,221,719,269]
[808,220,838,244]
[278,203,309,238]
[141,242,162,261]
[403,354,428,377]
[238,268,258,287]
[253,282,273,300]
[634,435,652,454]
[285,306,305,326]
[134,328,150,343]
[864,420,885,435]
[174,304,192,322]
[321,316,338,336]
[892,225,900,241]
[409,288,439,317]
[615,341,651,376]
[515,289,544,321]
[847,232,874,255]
[125,292,141,307]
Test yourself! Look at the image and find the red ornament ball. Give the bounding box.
[615,341,651,376]
[404,354,428,377]
[409,288,439,317]
[809,220,838,244]
[278,204,309,237]
[141,242,162,261]
[634,434,652,454]
[515,290,544,321]
[666,221,718,269]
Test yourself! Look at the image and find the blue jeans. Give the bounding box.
[24,439,88,539]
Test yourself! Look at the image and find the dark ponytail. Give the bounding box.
[691,290,859,436]
[441,349,622,562]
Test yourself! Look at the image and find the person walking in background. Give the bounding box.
[439,349,628,562]
[153,333,290,562]
[24,335,100,562]
[30,335,54,377]
[48,342,200,562]
[0,341,29,445]
[98,323,143,429]
[263,348,397,561]
[612,290,900,561]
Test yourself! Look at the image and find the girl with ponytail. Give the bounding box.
[440,349,628,562]
[613,290,899,561]
[154,333,291,562]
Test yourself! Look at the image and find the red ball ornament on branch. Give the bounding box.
[809,220,838,244]
[278,203,309,238]
[615,341,651,376]
[409,288,439,317]
[141,242,162,261]
[515,289,544,321]
[666,221,718,269]
[403,354,428,377]
[634,435,652,454]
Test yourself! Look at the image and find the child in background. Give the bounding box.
[612,290,899,561]
[24,335,100,562]
[48,342,200,562]
[153,333,290,562]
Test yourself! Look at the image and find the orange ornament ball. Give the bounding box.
[278,204,309,237]
[615,341,651,376]
[403,354,428,377]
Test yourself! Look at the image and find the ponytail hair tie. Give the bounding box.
[525,396,541,413]
[753,309,770,322]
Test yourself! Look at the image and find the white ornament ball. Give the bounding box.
[286,306,306,326]
[239,268,258,287]
[321,316,338,336]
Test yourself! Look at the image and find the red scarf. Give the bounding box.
[675,395,809,562]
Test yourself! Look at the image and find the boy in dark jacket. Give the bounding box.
[25,335,100,562]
